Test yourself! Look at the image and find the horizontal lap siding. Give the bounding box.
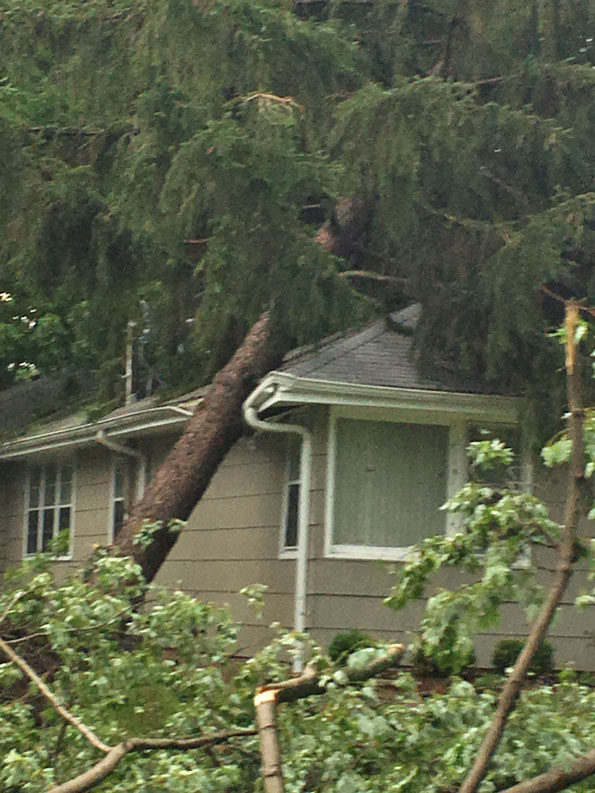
[1,462,26,567]
[1,408,593,670]
[72,448,112,561]
[154,435,301,612]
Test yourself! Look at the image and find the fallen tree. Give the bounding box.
[115,198,356,582]
[0,306,592,792]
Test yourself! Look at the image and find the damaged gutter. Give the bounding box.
[0,404,195,461]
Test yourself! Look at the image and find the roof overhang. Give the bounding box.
[0,404,194,461]
[248,371,522,424]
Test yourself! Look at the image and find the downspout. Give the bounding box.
[95,430,145,461]
[95,430,149,505]
[243,386,312,673]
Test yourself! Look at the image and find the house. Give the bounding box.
[1,306,593,668]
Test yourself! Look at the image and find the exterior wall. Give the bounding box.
[1,407,593,669]
[1,460,27,572]
[152,414,327,656]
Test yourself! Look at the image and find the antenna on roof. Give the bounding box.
[124,320,137,406]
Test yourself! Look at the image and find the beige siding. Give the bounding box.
[1,404,593,670]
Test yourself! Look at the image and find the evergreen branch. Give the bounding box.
[26,125,139,140]
[458,302,587,793]
[0,635,111,754]
[497,748,595,793]
[46,730,257,793]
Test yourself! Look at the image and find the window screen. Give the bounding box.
[332,419,448,549]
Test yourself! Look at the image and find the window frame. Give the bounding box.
[279,437,301,560]
[324,405,524,562]
[108,453,149,544]
[23,459,76,560]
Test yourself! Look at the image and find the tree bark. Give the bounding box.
[458,302,586,793]
[47,730,256,793]
[115,311,283,582]
[254,645,403,793]
[114,196,363,582]
[255,690,285,793]
[497,748,595,793]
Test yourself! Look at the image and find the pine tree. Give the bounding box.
[0,0,593,570]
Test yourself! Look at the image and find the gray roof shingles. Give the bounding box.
[281,304,504,395]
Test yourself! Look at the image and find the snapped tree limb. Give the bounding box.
[0,635,110,754]
[497,747,595,793]
[254,645,404,793]
[46,729,257,793]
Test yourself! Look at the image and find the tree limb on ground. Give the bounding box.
[254,644,404,793]
[46,729,257,793]
[0,634,110,754]
[458,302,587,793]
[0,632,256,793]
[497,747,595,793]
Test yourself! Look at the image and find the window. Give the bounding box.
[111,457,129,539]
[25,463,74,557]
[109,454,150,542]
[280,436,301,555]
[326,414,448,559]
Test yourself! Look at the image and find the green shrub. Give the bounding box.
[412,637,476,678]
[492,639,555,675]
[328,630,376,663]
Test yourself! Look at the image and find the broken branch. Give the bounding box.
[47,729,257,793]
[0,635,110,754]
[254,645,403,793]
[497,747,595,793]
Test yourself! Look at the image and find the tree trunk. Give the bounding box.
[115,312,282,582]
[113,199,364,582]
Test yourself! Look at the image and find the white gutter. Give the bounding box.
[0,404,195,461]
[95,429,145,459]
[243,383,312,674]
[253,372,522,423]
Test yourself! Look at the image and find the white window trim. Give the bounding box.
[108,454,148,543]
[22,459,76,561]
[108,455,123,544]
[279,439,299,560]
[324,405,524,562]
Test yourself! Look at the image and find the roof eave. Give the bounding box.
[252,371,522,423]
[0,404,195,461]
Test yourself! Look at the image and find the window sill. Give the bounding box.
[326,544,415,562]
[24,554,73,563]
[279,548,298,560]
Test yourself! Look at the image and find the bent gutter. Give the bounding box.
[243,383,312,674]
[0,405,195,461]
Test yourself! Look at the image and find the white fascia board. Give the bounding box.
[0,405,193,461]
[255,371,522,423]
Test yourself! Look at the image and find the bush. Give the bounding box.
[412,636,476,678]
[328,630,376,663]
[492,639,555,675]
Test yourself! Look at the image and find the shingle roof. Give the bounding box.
[281,304,503,395]
[0,378,208,447]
